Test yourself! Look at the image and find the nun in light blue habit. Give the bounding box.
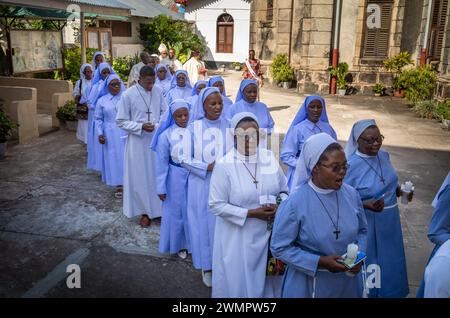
[151,99,191,258]
[344,119,409,298]
[154,64,172,97]
[280,95,337,189]
[165,69,192,105]
[180,87,232,287]
[86,62,116,171]
[416,172,450,297]
[208,75,233,108]
[271,133,368,298]
[227,79,274,134]
[94,74,126,189]
[186,79,208,118]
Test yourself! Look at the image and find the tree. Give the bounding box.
[138,15,206,64]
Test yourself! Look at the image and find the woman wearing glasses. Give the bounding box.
[344,119,411,298]
[271,133,368,298]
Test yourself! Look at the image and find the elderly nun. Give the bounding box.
[281,95,337,189]
[344,119,410,298]
[180,87,233,287]
[271,133,368,298]
[151,99,191,259]
[73,63,93,144]
[209,112,288,297]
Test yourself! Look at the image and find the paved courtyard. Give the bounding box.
[1,71,449,297]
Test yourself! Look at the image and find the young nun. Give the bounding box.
[417,172,450,297]
[154,64,172,97]
[209,112,288,298]
[280,95,337,189]
[227,79,274,134]
[116,66,167,227]
[87,62,115,172]
[165,70,192,105]
[180,87,233,287]
[186,80,208,116]
[208,75,233,108]
[344,119,410,298]
[94,74,126,198]
[91,51,105,71]
[73,63,93,144]
[271,133,368,298]
[151,99,191,259]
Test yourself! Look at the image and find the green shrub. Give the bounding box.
[435,100,450,120]
[0,98,18,143]
[413,100,437,119]
[112,55,140,82]
[56,47,98,83]
[373,83,384,94]
[139,15,206,64]
[231,62,242,69]
[401,65,437,103]
[271,54,295,82]
[329,62,349,89]
[56,100,77,122]
[383,52,413,74]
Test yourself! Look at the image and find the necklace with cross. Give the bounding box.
[137,84,152,122]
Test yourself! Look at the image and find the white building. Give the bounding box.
[185,0,251,67]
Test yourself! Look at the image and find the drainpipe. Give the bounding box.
[421,0,434,65]
[80,12,86,64]
[288,0,295,64]
[331,0,342,95]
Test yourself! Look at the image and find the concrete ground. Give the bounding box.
[1,71,449,298]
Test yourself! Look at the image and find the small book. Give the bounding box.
[337,251,367,269]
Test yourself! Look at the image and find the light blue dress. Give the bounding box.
[281,119,337,188]
[345,150,409,298]
[154,125,191,254]
[227,100,275,134]
[166,86,191,105]
[270,181,368,298]
[87,80,104,172]
[182,117,232,270]
[95,93,125,186]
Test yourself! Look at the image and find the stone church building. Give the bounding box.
[250,0,450,98]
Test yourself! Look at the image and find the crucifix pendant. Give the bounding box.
[381,177,385,185]
[146,110,151,122]
[253,180,259,189]
[334,229,341,240]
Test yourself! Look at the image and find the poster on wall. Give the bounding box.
[10,30,63,74]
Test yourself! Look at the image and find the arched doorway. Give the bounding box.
[216,13,234,53]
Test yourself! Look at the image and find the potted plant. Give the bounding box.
[270,54,295,89]
[383,52,413,97]
[0,99,18,158]
[231,62,242,71]
[373,83,384,97]
[329,62,349,96]
[56,100,78,131]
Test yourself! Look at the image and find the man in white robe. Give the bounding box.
[158,43,171,67]
[116,66,167,227]
[168,48,183,75]
[127,52,151,88]
[183,51,207,84]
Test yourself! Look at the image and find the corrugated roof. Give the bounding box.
[116,0,185,20]
[63,0,132,10]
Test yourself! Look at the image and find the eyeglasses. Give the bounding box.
[360,135,384,145]
[235,130,259,141]
[109,82,120,88]
[319,163,349,173]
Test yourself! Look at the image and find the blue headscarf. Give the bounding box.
[91,51,105,70]
[150,99,190,150]
[155,63,172,83]
[93,74,126,106]
[80,63,92,80]
[235,79,257,103]
[169,70,192,90]
[91,62,116,86]
[189,87,221,122]
[208,75,227,96]
[283,95,330,144]
[190,80,208,96]
[344,119,377,158]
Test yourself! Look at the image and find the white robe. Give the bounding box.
[183,58,206,84]
[209,148,288,298]
[127,62,145,88]
[73,78,92,144]
[425,239,450,297]
[116,84,168,218]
